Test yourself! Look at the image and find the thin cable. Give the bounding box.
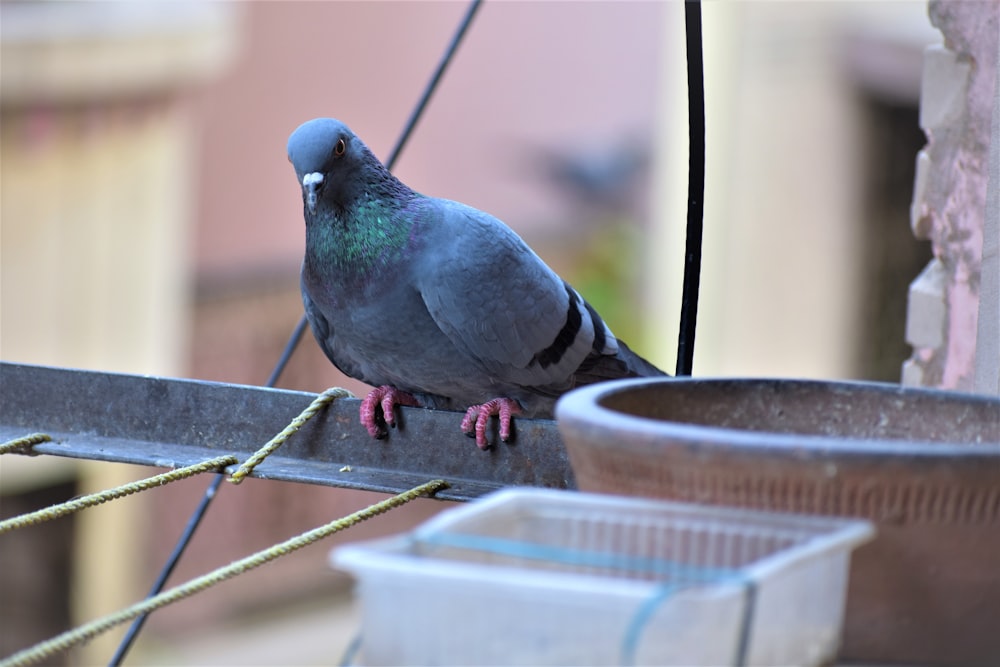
[385,0,483,171]
[108,3,484,663]
[264,313,310,388]
[675,0,706,377]
[107,474,223,666]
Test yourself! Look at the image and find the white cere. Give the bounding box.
[302,172,324,186]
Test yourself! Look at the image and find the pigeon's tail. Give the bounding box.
[616,339,669,378]
[567,339,668,389]
[513,339,668,419]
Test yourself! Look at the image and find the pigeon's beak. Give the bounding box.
[302,172,324,215]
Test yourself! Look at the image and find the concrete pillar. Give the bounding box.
[903,1,999,393]
[976,24,1000,394]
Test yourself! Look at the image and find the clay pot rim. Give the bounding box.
[555,377,1000,459]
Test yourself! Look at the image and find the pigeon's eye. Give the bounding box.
[334,139,346,157]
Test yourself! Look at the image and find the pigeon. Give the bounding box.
[287,118,666,449]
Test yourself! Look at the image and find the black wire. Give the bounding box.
[108,3,483,664]
[107,474,225,666]
[264,314,311,388]
[338,631,363,667]
[675,0,706,377]
[385,0,483,171]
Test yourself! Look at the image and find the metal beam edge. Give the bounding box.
[0,362,575,501]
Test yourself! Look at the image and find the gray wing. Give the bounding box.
[414,202,620,390]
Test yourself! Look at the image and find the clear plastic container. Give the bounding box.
[332,488,874,666]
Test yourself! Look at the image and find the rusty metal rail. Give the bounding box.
[0,362,574,501]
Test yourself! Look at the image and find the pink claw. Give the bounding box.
[360,385,419,439]
[461,398,523,449]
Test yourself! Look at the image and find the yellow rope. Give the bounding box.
[0,433,52,455]
[0,455,238,535]
[0,478,448,667]
[229,387,353,484]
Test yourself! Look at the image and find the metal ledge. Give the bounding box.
[0,362,575,501]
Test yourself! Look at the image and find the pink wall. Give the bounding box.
[190,2,665,277]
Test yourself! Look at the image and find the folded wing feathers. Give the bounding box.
[520,281,621,387]
[417,202,638,393]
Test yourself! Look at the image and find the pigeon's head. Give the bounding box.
[287,118,375,215]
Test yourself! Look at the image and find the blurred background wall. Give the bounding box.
[1,1,945,664]
[1,3,238,662]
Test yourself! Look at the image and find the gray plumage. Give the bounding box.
[287,118,664,432]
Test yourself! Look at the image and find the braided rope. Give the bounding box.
[0,433,52,455]
[229,387,354,484]
[0,478,448,667]
[0,455,238,535]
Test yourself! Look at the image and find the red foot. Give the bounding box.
[360,385,419,439]
[461,398,523,450]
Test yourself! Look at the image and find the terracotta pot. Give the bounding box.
[556,377,1000,666]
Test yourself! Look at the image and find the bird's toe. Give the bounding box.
[461,398,522,449]
[360,385,418,439]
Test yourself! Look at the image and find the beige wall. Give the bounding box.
[649,1,937,378]
[1,4,237,662]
